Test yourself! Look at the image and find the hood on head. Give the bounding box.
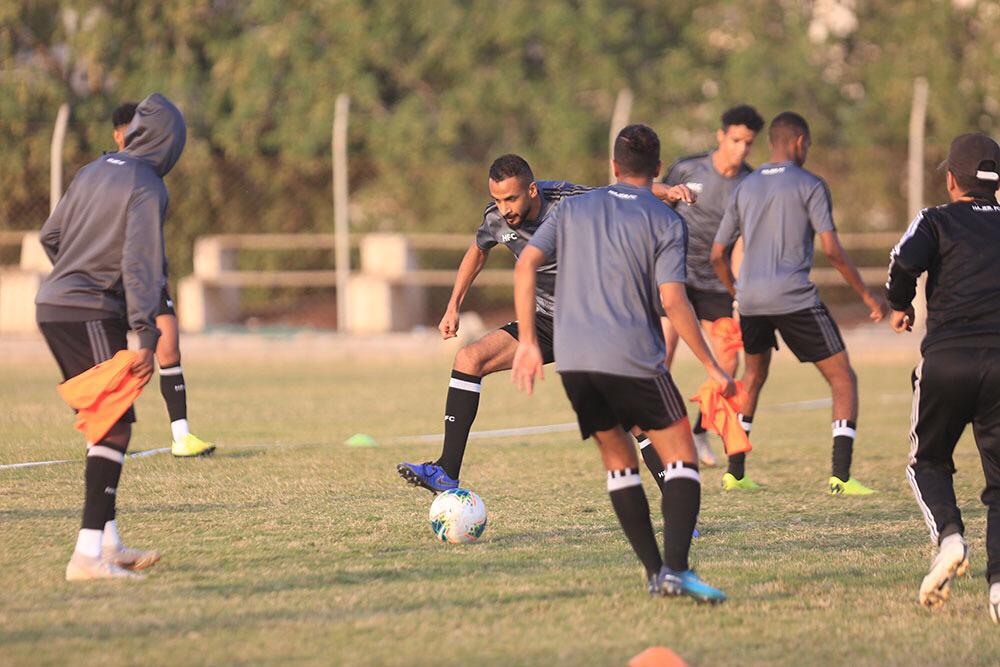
[123,93,186,177]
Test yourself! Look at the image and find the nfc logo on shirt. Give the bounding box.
[105,157,126,166]
[761,166,786,176]
[685,182,704,194]
[501,232,519,243]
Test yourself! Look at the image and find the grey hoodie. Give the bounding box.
[36,93,186,350]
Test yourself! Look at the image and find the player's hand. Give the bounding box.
[511,342,544,395]
[438,309,460,340]
[131,348,155,385]
[890,307,915,333]
[663,184,697,205]
[864,291,888,323]
[707,363,737,398]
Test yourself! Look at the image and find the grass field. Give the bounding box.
[2,340,999,666]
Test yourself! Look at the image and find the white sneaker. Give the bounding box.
[103,544,161,571]
[693,431,717,467]
[919,533,969,608]
[989,583,1000,624]
[65,552,144,581]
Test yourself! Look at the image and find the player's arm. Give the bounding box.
[710,242,737,298]
[39,189,71,263]
[660,283,735,396]
[651,182,697,206]
[439,241,491,339]
[885,212,937,333]
[818,230,886,322]
[511,246,545,394]
[121,183,166,382]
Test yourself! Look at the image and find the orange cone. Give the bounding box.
[628,646,688,667]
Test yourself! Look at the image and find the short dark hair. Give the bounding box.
[613,124,660,178]
[953,160,1000,193]
[721,105,764,133]
[488,154,534,184]
[769,111,810,145]
[112,102,138,128]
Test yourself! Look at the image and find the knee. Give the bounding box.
[157,349,181,368]
[454,345,484,376]
[103,422,132,451]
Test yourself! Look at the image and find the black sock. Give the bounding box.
[728,413,752,479]
[832,419,856,481]
[607,468,663,577]
[692,409,707,435]
[82,445,124,530]
[159,364,187,423]
[636,434,665,492]
[435,371,481,480]
[661,462,701,572]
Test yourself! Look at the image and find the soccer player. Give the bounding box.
[512,124,733,601]
[887,133,1000,618]
[660,104,765,468]
[710,111,886,493]
[112,102,214,457]
[397,156,683,493]
[37,93,184,580]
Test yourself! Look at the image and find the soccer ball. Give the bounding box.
[429,488,488,543]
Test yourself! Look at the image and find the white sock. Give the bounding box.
[171,419,190,443]
[103,520,122,550]
[941,532,965,549]
[75,529,103,558]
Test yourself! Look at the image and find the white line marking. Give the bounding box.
[1,393,913,469]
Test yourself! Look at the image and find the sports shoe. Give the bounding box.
[172,433,216,457]
[657,567,727,604]
[919,533,969,608]
[828,476,875,496]
[396,461,459,493]
[721,472,760,490]
[103,544,161,571]
[693,431,717,467]
[989,582,1000,624]
[65,552,144,581]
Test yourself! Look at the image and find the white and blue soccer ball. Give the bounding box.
[429,488,487,543]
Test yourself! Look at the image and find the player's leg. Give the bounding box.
[635,374,725,603]
[907,351,975,607]
[722,348,768,489]
[971,349,1000,621]
[155,291,214,457]
[560,371,664,592]
[39,320,147,580]
[397,326,520,492]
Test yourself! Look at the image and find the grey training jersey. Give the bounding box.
[714,161,835,316]
[476,180,590,317]
[529,184,687,377]
[664,152,751,293]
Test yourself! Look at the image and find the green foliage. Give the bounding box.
[2,1,999,275]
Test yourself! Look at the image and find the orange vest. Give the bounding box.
[57,350,145,444]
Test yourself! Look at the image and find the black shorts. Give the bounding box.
[559,371,687,439]
[158,286,176,317]
[740,303,845,362]
[686,286,732,322]
[501,313,555,364]
[38,319,136,423]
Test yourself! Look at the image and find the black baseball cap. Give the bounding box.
[939,133,1000,185]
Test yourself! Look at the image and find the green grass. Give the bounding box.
[2,347,999,666]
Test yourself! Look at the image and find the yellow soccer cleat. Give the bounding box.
[829,476,875,496]
[919,534,969,609]
[171,433,216,458]
[721,472,760,491]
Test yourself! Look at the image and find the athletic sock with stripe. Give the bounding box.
[607,468,663,577]
[435,370,481,480]
[78,443,124,557]
[831,419,856,480]
[661,461,701,572]
[635,433,665,492]
[159,364,189,441]
[727,413,752,479]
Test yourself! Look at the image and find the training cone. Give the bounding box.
[344,433,377,447]
[628,646,688,667]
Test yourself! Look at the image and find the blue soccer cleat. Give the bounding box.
[396,461,459,494]
[657,567,727,604]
